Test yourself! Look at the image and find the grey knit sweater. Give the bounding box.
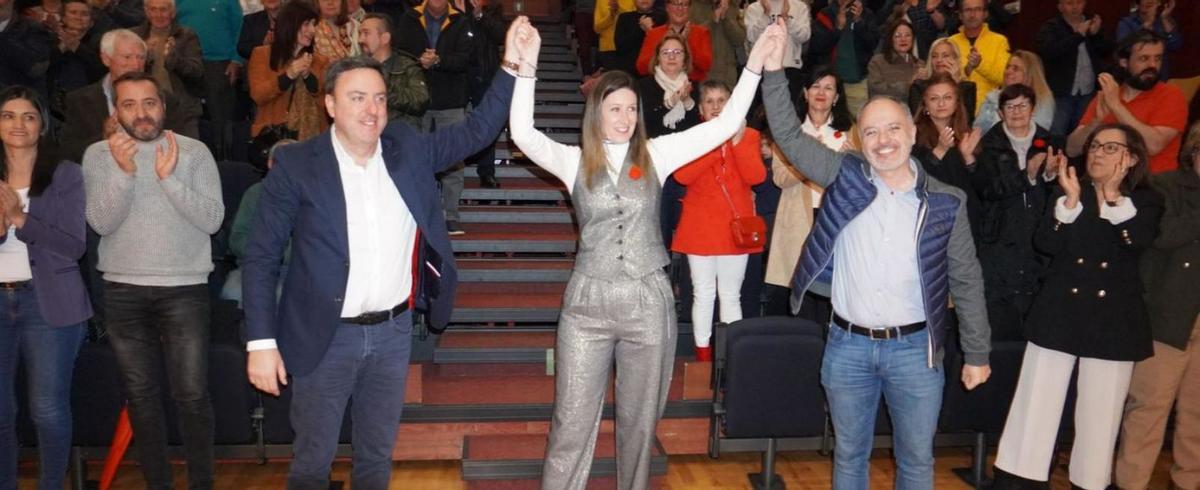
[83,133,224,286]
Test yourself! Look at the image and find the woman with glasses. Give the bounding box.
[973,50,1054,134]
[1115,122,1200,490]
[635,0,713,82]
[993,123,1164,490]
[867,19,921,101]
[508,20,783,490]
[970,84,1059,341]
[0,86,92,490]
[912,72,982,236]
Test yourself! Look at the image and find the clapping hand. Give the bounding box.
[957,127,982,165]
[107,130,138,175]
[1027,150,1048,181]
[639,15,654,31]
[0,185,25,229]
[713,0,729,21]
[154,131,179,181]
[1100,152,1130,203]
[965,47,982,74]
[1053,150,1080,209]
[1095,73,1120,121]
[936,125,955,153]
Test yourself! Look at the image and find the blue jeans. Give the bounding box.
[0,284,86,490]
[821,325,944,490]
[287,311,413,490]
[1052,93,1094,137]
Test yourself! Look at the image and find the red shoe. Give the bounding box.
[695,345,712,362]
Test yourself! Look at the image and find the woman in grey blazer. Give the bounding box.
[0,86,93,490]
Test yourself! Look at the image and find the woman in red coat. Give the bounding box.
[671,79,766,361]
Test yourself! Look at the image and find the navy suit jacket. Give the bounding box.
[0,162,93,327]
[242,70,515,377]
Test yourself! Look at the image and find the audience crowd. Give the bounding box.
[0,0,1197,488]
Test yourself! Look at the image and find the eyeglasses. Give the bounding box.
[1002,102,1030,112]
[659,48,684,58]
[1087,141,1129,155]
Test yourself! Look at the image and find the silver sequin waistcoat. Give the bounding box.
[570,153,670,280]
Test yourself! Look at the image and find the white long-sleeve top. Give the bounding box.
[509,69,762,192]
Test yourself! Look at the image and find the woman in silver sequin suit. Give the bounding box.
[506,20,787,490]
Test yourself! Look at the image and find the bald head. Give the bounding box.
[857,97,916,176]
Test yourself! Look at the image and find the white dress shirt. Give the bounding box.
[830,160,927,328]
[247,125,417,351]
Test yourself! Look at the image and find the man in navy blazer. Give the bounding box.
[242,18,531,489]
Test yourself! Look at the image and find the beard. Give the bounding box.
[119,116,165,142]
[1124,67,1160,91]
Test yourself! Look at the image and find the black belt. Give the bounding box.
[341,300,410,325]
[833,313,926,340]
[0,280,31,289]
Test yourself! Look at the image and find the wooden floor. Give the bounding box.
[21,448,1176,489]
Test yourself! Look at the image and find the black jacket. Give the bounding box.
[1025,185,1164,361]
[237,10,272,61]
[613,9,666,77]
[462,1,505,86]
[0,16,54,93]
[807,3,878,83]
[48,28,106,116]
[635,76,700,138]
[1035,15,1113,98]
[394,5,473,110]
[971,124,1059,296]
[1141,169,1200,350]
[911,144,981,239]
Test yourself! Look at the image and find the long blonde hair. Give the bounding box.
[580,71,653,189]
[1009,50,1054,112]
[923,38,964,82]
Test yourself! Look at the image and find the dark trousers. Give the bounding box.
[0,285,86,490]
[287,311,413,490]
[573,12,597,74]
[104,282,213,490]
[986,292,1034,342]
[1052,93,1094,138]
[203,61,236,161]
[467,75,497,179]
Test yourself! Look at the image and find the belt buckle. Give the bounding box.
[870,328,892,340]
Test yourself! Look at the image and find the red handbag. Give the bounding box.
[715,142,767,249]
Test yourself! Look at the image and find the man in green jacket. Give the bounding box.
[359,13,430,129]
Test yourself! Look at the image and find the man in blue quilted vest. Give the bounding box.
[761,36,993,489]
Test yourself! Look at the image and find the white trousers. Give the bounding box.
[995,342,1134,490]
[687,254,747,347]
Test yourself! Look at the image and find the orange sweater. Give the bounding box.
[636,24,713,82]
[247,45,330,137]
[671,128,766,255]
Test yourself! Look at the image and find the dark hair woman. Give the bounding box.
[912,72,982,236]
[867,19,921,101]
[0,86,92,490]
[994,123,1163,490]
[508,22,781,490]
[247,1,329,146]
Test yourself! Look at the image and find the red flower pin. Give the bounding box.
[629,166,643,181]
[1033,138,1046,149]
[834,130,843,139]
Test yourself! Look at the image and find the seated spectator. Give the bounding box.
[0,0,54,93]
[764,66,852,320]
[221,138,295,305]
[236,0,280,60]
[947,0,1009,115]
[1036,0,1112,137]
[912,71,981,235]
[807,0,878,116]
[672,79,766,361]
[0,85,92,490]
[688,0,743,87]
[58,28,198,163]
[1067,30,1186,175]
[994,123,1162,490]
[133,0,204,137]
[247,1,328,143]
[909,37,976,125]
[613,0,665,76]
[593,0,637,71]
[314,0,357,60]
[358,13,427,129]
[1114,121,1200,490]
[971,84,1059,341]
[974,50,1054,133]
[1117,0,1181,80]
[867,18,920,101]
[48,0,106,116]
[636,0,712,82]
[744,0,810,92]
